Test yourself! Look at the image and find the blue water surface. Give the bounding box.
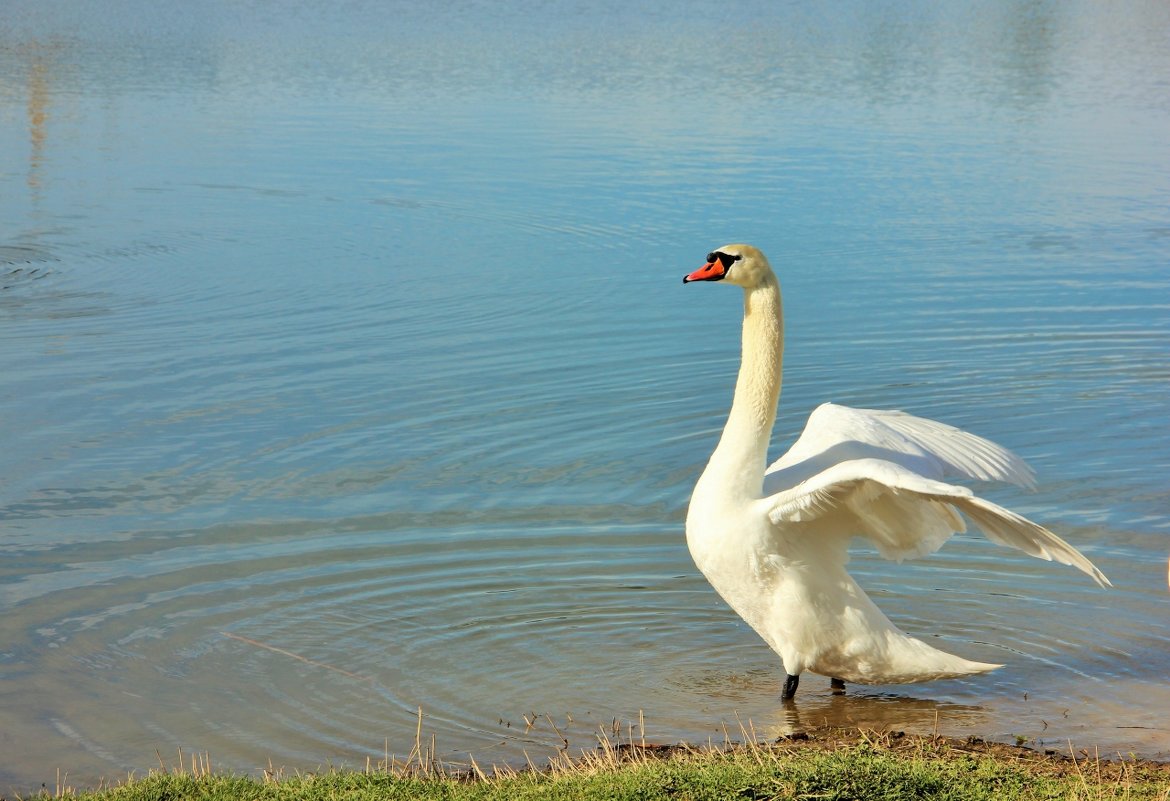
[1,0,1169,790]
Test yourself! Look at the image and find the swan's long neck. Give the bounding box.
[701,277,784,501]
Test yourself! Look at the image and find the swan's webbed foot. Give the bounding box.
[782,673,800,702]
[831,677,846,695]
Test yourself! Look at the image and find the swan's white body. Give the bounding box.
[683,244,1109,690]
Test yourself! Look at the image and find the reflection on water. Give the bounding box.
[22,44,49,196]
[2,0,1170,791]
[768,692,989,739]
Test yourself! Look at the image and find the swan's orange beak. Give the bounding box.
[683,260,726,283]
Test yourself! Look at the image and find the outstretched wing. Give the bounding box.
[761,404,1110,587]
[765,403,1036,490]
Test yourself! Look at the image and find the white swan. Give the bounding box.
[683,244,1110,700]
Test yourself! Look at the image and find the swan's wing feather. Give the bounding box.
[766,403,1037,489]
[875,409,1037,488]
[951,496,1112,588]
[765,458,972,561]
[764,457,1110,586]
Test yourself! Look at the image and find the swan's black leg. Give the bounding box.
[782,673,800,701]
[831,678,846,695]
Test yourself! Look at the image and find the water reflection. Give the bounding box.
[0,2,1162,108]
[767,692,988,739]
[22,44,50,196]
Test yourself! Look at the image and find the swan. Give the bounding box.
[682,244,1110,701]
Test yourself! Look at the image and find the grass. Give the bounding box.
[21,727,1170,801]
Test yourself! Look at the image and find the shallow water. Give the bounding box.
[2,0,1170,790]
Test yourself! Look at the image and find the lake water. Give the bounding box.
[2,0,1169,790]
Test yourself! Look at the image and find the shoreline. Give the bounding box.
[17,725,1169,800]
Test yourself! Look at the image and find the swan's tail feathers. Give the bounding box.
[907,648,1003,682]
[954,496,1112,588]
[958,658,1003,676]
[855,634,1003,685]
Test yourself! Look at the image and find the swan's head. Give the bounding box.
[683,244,773,288]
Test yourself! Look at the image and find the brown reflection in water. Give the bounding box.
[23,43,52,200]
[672,668,987,738]
[764,690,988,740]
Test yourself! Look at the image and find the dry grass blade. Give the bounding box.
[220,631,372,683]
[545,714,569,753]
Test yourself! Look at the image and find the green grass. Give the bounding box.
[27,730,1170,801]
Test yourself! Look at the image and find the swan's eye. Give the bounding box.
[709,251,742,269]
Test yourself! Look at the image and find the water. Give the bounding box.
[2,0,1169,789]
